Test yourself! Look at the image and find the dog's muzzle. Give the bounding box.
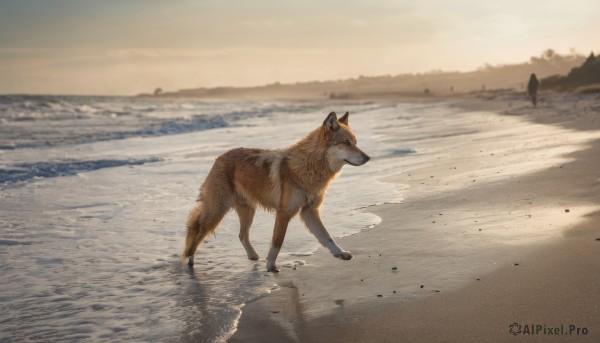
[345,153,370,166]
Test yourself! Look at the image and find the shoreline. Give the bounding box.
[229,93,600,342]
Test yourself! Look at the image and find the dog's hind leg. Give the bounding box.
[235,204,259,261]
[184,201,229,266]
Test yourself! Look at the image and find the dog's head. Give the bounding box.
[322,111,370,171]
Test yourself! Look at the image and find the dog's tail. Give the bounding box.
[183,153,232,262]
[183,198,228,261]
[183,202,204,258]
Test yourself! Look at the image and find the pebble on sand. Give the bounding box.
[513,263,520,266]
[377,294,383,297]
[565,209,570,213]
[392,267,397,270]
[420,285,424,288]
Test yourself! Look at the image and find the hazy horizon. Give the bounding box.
[1,0,599,96]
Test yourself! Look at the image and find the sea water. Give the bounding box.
[0,96,415,342]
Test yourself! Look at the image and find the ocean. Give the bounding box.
[0,96,414,342]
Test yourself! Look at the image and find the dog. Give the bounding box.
[183,111,370,272]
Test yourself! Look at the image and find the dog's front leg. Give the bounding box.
[300,206,352,260]
[266,210,292,272]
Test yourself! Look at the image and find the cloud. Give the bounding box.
[241,19,294,28]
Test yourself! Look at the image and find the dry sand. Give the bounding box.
[229,93,600,343]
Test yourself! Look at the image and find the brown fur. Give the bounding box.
[184,111,370,271]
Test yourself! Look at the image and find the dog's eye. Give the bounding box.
[343,139,351,145]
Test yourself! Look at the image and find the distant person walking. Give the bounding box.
[527,73,539,106]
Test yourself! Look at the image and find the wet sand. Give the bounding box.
[229,93,600,342]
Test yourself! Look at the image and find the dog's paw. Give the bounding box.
[266,265,280,273]
[335,251,353,260]
[266,261,280,273]
[187,256,195,267]
[247,253,260,261]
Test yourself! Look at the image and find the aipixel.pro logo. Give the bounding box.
[509,322,589,336]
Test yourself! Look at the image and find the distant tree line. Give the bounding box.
[541,52,600,91]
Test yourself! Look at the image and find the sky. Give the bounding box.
[0,0,598,95]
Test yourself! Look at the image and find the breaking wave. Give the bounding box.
[0,158,161,185]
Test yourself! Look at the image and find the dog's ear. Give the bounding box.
[323,111,340,131]
[338,111,349,125]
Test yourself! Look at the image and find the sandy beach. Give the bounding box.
[2,93,599,342]
[230,93,600,342]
